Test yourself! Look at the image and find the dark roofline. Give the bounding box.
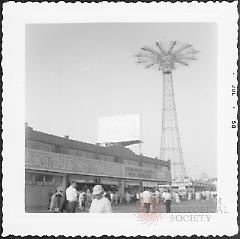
[25,125,170,167]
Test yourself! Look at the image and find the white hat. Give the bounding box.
[92,185,103,195]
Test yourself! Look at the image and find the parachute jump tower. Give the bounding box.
[135,41,198,180]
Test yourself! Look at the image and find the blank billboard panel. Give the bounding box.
[97,114,141,143]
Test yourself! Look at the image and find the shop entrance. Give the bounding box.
[101,184,118,192]
[75,182,96,192]
[68,175,99,192]
[100,177,120,193]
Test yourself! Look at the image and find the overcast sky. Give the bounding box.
[26,23,217,179]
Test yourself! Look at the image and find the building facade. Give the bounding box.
[159,178,217,193]
[25,125,171,211]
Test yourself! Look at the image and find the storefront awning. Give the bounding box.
[125,180,140,186]
[143,181,158,188]
[100,178,120,185]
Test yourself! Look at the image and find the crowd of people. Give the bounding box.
[170,189,217,203]
[137,188,217,213]
[136,188,172,213]
[49,182,114,213]
[49,181,217,213]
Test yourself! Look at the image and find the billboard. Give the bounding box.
[97,114,141,143]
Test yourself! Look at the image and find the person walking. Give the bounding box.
[78,190,86,211]
[49,190,58,212]
[141,188,153,213]
[206,190,210,200]
[188,191,192,201]
[202,191,206,201]
[162,190,166,202]
[140,191,144,210]
[59,188,67,213]
[65,181,78,213]
[114,191,119,206]
[210,190,214,199]
[105,191,111,202]
[125,192,131,204]
[85,189,93,209]
[136,192,140,205]
[89,185,112,213]
[48,188,54,210]
[195,191,200,200]
[110,191,114,205]
[55,190,63,212]
[164,188,172,213]
[154,190,160,205]
[175,192,180,204]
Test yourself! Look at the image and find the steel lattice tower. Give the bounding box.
[135,41,198,180]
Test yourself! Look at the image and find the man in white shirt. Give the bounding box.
[65,181,78,213]
[162,191,166,202]
[164,188,172,213]
[141,188,153,213]
[89,185,112,213]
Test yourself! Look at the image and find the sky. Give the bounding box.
[25,23,217,179]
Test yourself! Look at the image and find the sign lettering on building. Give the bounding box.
[124,166,155,180]
[123,166,171,181]
[25,149,123,178]
[25,149,170,182]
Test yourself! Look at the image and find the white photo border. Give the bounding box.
[2,2,238,237]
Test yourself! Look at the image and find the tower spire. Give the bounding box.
[135,41,198,180]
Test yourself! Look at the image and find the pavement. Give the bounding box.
[28,199,217,213]
[112,199,216,213]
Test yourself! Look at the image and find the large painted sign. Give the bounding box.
[25,149,170,182]
[25,149,123,178]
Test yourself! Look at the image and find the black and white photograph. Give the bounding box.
[2,2,238,237]
[25,22,217,214]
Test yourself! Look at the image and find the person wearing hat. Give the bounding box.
[89,185,112,213]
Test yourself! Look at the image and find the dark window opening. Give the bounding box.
[53,145,62,153]
[45,175,53,182]
[25,172,34,182]
[34,174,44,182]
